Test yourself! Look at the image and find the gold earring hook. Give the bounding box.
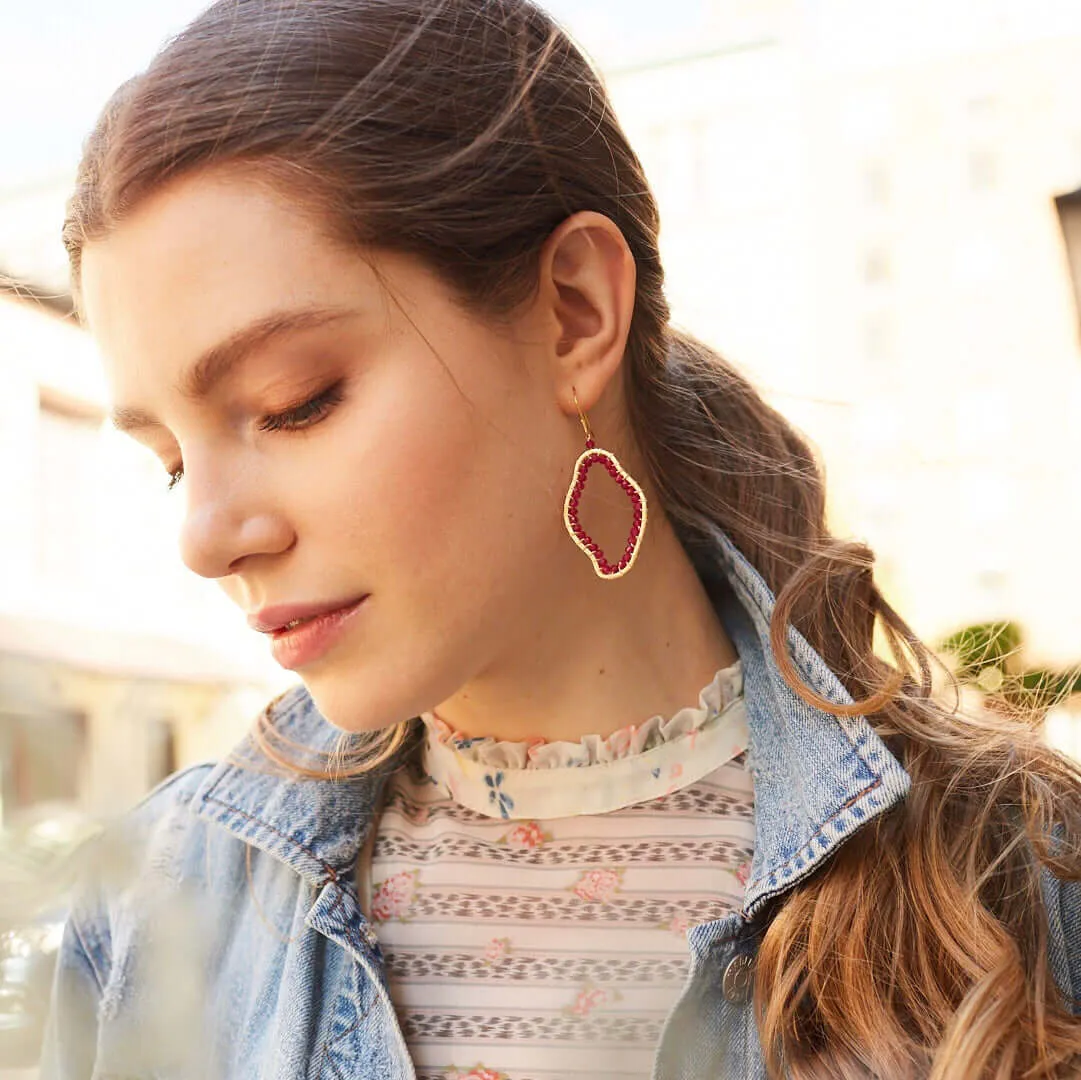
[572,386,594,444]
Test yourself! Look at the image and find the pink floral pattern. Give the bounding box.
[371,868,419,922]
[735,860,752,887]
[572,867,624,902]
[444,1067,507,1080]
[502,821,550,849]
[563,981,623,1017]
[604,724,635,758]
[482,937,511,965]
[664,912,692,936]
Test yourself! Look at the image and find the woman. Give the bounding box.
[42,0,1081,1077]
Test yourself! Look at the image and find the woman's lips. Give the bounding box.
[248,595,368,633]
[254,596,369,669]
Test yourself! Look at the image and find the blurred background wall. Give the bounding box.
[1,0,1079,828]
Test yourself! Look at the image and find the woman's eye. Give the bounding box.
[259,381,346,433]
[163,381,346,492]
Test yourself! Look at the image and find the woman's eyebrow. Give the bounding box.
[109,304,356,433]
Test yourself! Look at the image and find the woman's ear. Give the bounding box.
[536,210,637,416]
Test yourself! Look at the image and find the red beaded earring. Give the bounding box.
[563,386,648,579]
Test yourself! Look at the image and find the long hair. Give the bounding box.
[63,1,1081,1074]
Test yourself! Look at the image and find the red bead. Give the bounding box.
[567,443,647,576]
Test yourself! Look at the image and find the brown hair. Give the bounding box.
[63,0,1081,1074]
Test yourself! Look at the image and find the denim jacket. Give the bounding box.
[40,522,1081,1079]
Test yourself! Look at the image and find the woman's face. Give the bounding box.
[79,169,582,732]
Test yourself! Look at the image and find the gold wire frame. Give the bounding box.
[565,387,648,580]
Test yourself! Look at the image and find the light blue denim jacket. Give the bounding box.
[41,523,1081,1078]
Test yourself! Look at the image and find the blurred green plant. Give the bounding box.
[937,620,1081,717]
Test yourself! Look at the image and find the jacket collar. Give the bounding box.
[192,523,910,918]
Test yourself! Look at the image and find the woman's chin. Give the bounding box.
[299,676,419,739]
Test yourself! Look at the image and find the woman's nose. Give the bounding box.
[177,462,294,579]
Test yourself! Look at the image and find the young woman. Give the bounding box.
[42,1,1081,1077]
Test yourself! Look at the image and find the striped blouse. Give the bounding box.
[356,658,755,1080]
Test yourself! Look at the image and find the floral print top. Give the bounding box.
[358,657,755,1080]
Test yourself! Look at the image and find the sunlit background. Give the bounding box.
[2,8,1081,1048]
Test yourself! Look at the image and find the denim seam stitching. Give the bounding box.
[745,773,885,900]
[201,791,341,887]
[324,929,380,1053]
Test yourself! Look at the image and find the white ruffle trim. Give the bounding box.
[420,658,743,771]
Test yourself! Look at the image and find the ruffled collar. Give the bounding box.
[418,658,749,819]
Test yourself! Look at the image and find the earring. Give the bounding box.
[563,386,648,579]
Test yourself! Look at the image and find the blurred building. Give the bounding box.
[0,187,288,824]
[602,0,1081,672]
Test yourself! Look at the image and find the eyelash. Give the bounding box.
[165,380,346,491]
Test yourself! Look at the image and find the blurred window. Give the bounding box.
[147,718,178,787]
[36,391,104,592]
[0,710,86,825]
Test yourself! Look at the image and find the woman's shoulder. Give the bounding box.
[118,758,222,865]
[79,685,316,910]
[132,758,220,821]
[64,761,224,938]
[43,750,304,1077]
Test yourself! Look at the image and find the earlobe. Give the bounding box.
[541,211,636,411]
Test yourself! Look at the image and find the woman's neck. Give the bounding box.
[426,516,739,744]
